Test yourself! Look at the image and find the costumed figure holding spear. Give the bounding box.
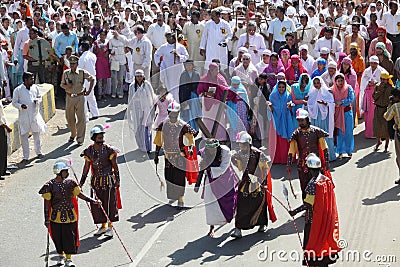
[39,160,101,267]
[79,124,122,238]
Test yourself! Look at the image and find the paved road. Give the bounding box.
[0,97,399,267]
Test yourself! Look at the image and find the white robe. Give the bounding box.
[237,33,266,65]
[127,80,156,152]
[12,84,47,135]
[154,42,189,101]
[200,19,232,71]
[203,146,232,226]
[359,66,385,113]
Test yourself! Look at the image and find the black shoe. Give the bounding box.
[0,176,5,180]
[395,179,400,185]
[3,171,11,176]
[90,116,98,121]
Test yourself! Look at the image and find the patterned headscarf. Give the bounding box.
[376,42,391,59]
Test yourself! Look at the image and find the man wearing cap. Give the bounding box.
[153,101,198,208]
[39,160,101,267]
[360,55,386,138]
[321,61,338,88]
[60,55,95,146]
[384,88,400,185]
[287,108,330,199]
[182,10,205,74]
[314,27,342,60]
[299,45,315,74]
[255,49,271,74]
[232,52,259,85]
[78,41,99,122]
[154,30,189,101]
[229,15,246,61]
[237,21,266,65]
[382,1,400,61]
[80,125,121,237]
[113,25,152,80]
[229,46,247,76]
[200,8,232,71]
[296,14,318,58]
[147,12,171,89]
[127,69,156,153]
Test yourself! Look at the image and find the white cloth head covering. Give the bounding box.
[307,77,335,137]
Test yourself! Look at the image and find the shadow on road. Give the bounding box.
[35,142,81,164]
[355,151,391,168]
[118,149,152,164]
[127,204,181,231]
[77,235,112,254]
[362,186,400,206]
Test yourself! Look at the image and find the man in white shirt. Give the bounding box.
[182,10,205,74]
[314,26,343,60]
[299,45,315,74]
[78,42,99,122]
[114,25,152,80]
[200,8,232,71]
[154,31,189,101]
[237,22,266,65]
[382,1,400,61]
[12,72,47,163]
[146,12,170,90]
[268,6,296,53]
[13,17,33,85]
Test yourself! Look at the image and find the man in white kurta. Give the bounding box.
[182,11,205,74]
[12,72,47,161]
[154,32,189,101]
[296,15,319,58]
[114,25,152,80]
[127,69,156,153]
[200,9,232,71]
[237,22,266,65]
[314,27,343,60]
[78,42,99,122]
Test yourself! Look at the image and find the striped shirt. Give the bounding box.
[384,102,400,130]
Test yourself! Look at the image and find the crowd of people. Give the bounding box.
[0,0,400,266]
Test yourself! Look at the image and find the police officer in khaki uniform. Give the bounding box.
[60,55,94,146]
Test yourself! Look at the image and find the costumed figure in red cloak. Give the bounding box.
[80,125,122,237]
[287,109,330,199]
[230,131,277,238]
[154,101,199,208]
[289,153,341,266]
[39,161,101,267]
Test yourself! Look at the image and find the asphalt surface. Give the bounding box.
[0,96,399,267]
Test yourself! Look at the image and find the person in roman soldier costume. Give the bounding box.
[79,124,122,238]
[154,101,199,208]
[287,108,330,199]
[231,131,277,238]
[39,160,101,267]
[289,153,341,266]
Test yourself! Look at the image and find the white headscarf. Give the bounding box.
[307,77,335,137]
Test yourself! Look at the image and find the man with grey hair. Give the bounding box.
[237,21,266,65]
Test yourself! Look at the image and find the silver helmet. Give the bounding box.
[305,153,321,169]
[53,161,70,174]
[90,124,105,141]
